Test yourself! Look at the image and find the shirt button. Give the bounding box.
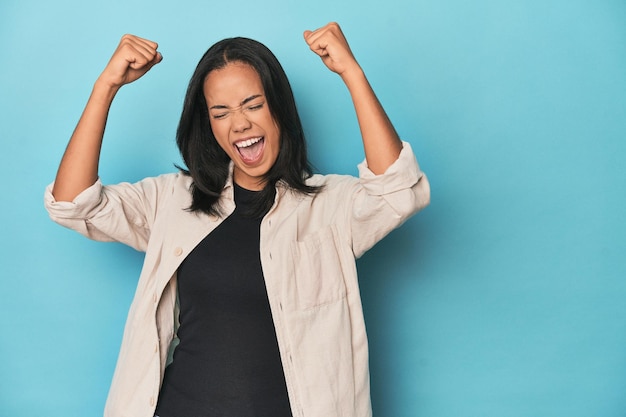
[153,293,158,303]
[150,396,155,406]
[174,247,183,256]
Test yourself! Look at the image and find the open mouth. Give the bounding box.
[234,136,265,164]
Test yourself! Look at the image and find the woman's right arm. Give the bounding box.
[52,34,162,202]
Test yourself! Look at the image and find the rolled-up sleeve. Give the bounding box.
[44,179,115,239]
[350,141,430,257]
[44,175,174,252]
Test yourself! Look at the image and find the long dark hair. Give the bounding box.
[176,37,320,217]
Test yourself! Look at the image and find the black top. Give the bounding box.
[155,184,292,417]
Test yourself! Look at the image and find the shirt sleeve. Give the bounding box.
[44,174,176,252]
[349,141,430,258]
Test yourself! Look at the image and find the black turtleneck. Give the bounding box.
[155,184,292,417]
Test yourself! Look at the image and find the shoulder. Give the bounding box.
[129,171,193,194]
[305,173,359,188]
[101,172,194,210]
[298,173,361,205]
[139,171,191,185]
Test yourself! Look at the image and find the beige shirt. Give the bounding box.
[45,142,430,417]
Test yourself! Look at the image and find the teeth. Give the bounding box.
[235,137,262,148]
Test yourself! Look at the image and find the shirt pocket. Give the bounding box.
[289,225,348,310]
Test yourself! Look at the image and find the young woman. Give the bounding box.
[45,22,430,417]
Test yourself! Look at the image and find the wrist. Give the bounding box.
[91,78,121,104]
[340,63,366,88]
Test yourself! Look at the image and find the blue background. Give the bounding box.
[1,0,625,415]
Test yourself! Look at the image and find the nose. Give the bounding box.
[231,110,252,133]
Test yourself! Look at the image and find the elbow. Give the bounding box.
[402,173,430,219]
[415,173,430,211]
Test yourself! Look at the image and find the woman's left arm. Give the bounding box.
[304,22,403,175]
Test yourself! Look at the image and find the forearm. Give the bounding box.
[51,34,162,202]
[304,23,403,175]
[52,80,119,202]
[341,67,403,175]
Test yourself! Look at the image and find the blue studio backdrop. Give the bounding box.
[1,0,625,416]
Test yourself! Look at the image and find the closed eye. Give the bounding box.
[246,102,265,111]
[208,97,266,120]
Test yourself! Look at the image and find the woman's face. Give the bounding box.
[203,62,280,191]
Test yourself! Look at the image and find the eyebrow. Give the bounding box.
[209,94,264,110]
